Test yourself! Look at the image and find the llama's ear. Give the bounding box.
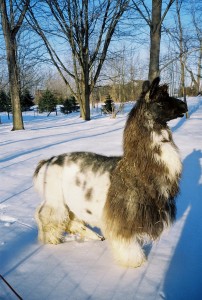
[141,80,151,102]
[149,77,160,99]
[142,80,150,94]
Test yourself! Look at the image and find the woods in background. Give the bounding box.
[0,1,201,128]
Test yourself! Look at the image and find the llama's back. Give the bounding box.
[34,152,121,227]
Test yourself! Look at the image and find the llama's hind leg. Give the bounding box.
[109,237,146,268]
[66,212,105,241]
[35,204,69,244]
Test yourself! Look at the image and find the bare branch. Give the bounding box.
[158,0,175,30]
[12,0,30,37]
[27,7,76,96]
[160,48,201,72]
[132,0,151,26]
[92,0,130,91]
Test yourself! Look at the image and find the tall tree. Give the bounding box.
[29,0,129,120]
[190,0,202,94]
[132,0,174,81]
[174,0,192,116]
[0,0,30,130]
[175,0,186,98]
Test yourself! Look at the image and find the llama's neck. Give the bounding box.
[123,114,166,162]
[122,115,182,199]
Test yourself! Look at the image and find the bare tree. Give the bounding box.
[16,27,45,95]
[159,0,202,103]
[132,0,174,81]
[168,0,189,117]
[0,0,30,130]
[28,0,129,120]
[190,1,202,94]
[105,48,128,102]
[176,0,186,99]
[102,47,144,102]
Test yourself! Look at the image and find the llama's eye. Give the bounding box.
[157,103,164,108]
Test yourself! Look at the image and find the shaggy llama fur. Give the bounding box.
[34,77,187,268]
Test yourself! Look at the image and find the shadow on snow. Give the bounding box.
[163,149,202,299]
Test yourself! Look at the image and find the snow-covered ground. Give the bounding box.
[0,98,202,300]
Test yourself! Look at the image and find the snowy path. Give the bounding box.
[0,99,202,300]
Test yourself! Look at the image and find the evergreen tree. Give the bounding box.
[20,89,34,111]
[0,89,12,118]
[104,94,114,113]
[38,90,57,115]
[0,89,7,112]
[61,96,78,114]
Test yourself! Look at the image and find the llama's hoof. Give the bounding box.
[110,239,146,268]
[130,257,146,268]
[117,256,146,268]
[38,232,63,245]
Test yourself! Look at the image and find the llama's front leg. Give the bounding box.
[67,213,105,241]
[109,237,146,268]
[35,204,69,244]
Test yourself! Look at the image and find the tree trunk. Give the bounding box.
[176,0,188,117]
[197,40,202,93]
[6,37,24,130]
[80,80,90,121]
[0,0,26,131]
[148,0,162,81]
[133,0,174,82]
[180,59,185,97]
[84,87,90,121]
[180,58,189,117]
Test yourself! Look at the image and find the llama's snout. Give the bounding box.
[178,100,188,113]
[175,99,188,117]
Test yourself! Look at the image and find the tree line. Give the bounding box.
[0,88,33,115]
[0,0,201,130]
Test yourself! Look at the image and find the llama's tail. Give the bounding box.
[33,158,53,199]
[33,159,48,178]
[33,159,50,196]
[33,157,69,244]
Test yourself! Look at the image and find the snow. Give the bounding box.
[0,98,202,300]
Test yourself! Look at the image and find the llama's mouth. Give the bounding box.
[177,108,188,118]
[180,109,188,117]
[176,101,188,117]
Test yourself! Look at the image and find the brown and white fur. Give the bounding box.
[34,77,188,268]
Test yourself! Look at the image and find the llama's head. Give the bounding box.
[140,77,188,124]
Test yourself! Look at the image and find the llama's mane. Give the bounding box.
[104,154,179,241]
[104,192,176,241]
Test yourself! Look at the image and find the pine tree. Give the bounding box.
[104,94,114,113]
[38,90,57,115]
[0,90,12,119]
[0,90,7,112]
[20,89,34,111]
[61,95,78,114]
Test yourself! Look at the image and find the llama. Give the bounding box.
[34,77,187,268]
